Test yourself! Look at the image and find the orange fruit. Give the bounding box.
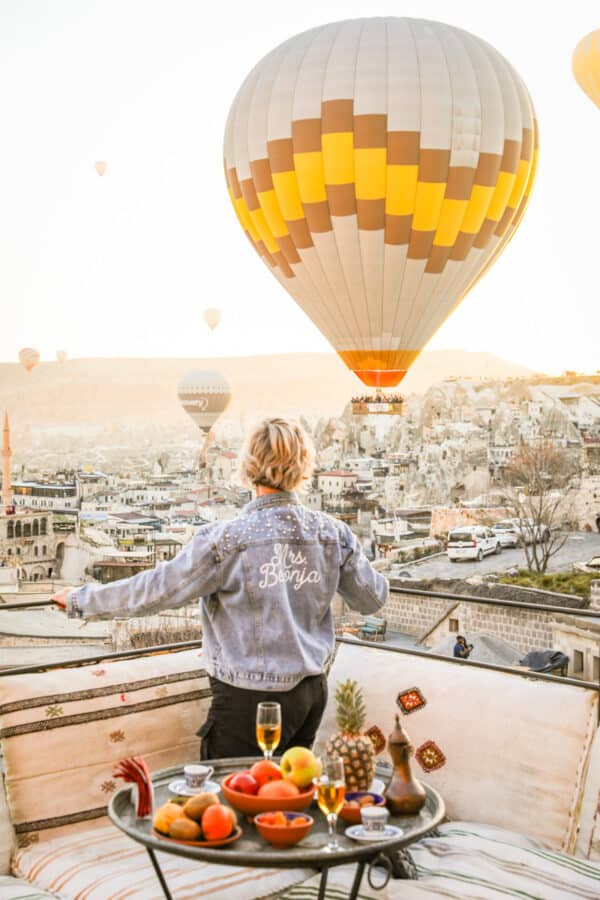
[153,802,185,834]
[202,804,235,841]
[257,779,300,799]
[271,811,287,827]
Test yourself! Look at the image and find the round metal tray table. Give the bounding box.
[109,757,445,900]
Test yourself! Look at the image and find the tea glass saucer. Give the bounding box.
[168,779,220,797]
[345,824,403,842]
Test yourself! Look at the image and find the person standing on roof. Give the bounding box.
[453,635,474,659]
[52,418,388,759]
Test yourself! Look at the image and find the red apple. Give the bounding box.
[229,771,259,795]
[250,760,282,788]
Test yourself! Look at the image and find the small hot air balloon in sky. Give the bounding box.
[56,350,68,364]
[203,308,222,331]
[95,161,107,176]
[573,31,600,109]
[224,17,538,388]
[18,348,40,374]
[177,369,231,435]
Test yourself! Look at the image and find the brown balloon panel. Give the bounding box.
[337,349,420,388]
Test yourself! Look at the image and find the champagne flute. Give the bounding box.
[256,702,281,760]
[314,756,346,852]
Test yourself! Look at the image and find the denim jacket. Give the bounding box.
[68,492,388,690]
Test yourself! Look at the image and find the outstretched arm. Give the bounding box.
[337,523,389,613]
[64,524,222,620]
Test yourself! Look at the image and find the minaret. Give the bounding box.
[2,411,12,511]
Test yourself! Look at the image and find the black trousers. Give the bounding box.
[199,673,328,761]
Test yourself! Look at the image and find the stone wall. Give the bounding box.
[391,577,588,609]
[381,587,556,657]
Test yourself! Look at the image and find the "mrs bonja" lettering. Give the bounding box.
[259,543,322,591]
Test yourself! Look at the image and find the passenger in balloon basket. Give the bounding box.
[52,418,388,757]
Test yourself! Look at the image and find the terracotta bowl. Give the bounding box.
[339,791,386,825]
[221,774,314,817]
[254,811,314,848]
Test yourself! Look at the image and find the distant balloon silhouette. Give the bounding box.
[573,30,600,109]
[177,369,231,435]
[19,348,40,374]
[224,17,538,388]
[95,161,107,176]
[56,350,67,364]
[203,308,222,331]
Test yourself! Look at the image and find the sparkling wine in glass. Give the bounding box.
[314,756,346,852]
[256,702,281,760]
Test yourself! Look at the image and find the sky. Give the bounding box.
[0,0,598,375]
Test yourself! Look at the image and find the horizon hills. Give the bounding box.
[0,349,534,428]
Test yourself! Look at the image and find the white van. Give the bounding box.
[447,525,502,562]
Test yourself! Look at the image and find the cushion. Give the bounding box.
[12,818,313,899]
[0,874,56,898]
[279,822,600,899]
[316,642,598,852]
[0,648,209,843]
[577,723,600,861]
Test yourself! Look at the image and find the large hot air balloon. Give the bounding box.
[56,350,68,364]
[224,18,538,388]
[177,369,231,435]
[573,31,600,109]
[18,348,40,374]
[203,308,222,331]
[95,161,107,176]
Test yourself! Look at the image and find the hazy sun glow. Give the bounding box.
[0,0,598,375]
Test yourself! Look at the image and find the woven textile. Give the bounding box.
[0,649,209,840]
[279,822,600,899]
[11,819,313,899]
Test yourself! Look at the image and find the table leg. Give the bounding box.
[146,847,174,900]
[349,860,366,899]
[317,866,329,900]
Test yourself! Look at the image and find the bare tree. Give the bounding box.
[502,441,581,573]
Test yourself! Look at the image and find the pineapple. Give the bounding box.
[325,679,374,790]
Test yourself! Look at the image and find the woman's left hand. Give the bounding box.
[51,588,71,609]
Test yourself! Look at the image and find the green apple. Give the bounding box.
[280,746,320,790]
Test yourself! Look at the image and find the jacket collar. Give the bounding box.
[242,490,300,514]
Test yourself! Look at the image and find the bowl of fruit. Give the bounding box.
[221,749,318,817]
[152,791,241,847]
[254,811,314,848]
[339,791,386,825]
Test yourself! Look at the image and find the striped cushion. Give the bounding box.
[12,818,313,899]
[0,875,55,899]
[0,649,209,842]
[279,822,600,899]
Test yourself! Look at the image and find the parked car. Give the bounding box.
[513,518,551,545]
[573,556,600,574]
[447,526,502,562]
[491,520,520,548]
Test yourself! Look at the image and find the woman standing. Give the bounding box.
[53,418,388,758]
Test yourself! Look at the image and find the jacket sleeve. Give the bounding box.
[67,523,222,620]
[337,523,389,613]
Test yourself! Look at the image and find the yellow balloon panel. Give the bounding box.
[573,30,600,109]
[224,18,537,387]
